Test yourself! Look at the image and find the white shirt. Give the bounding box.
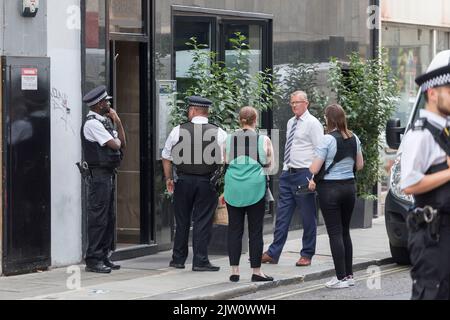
[283,110,324,170]
[83,111,118,146]
[400,109,449,190]
[161,116,228,161]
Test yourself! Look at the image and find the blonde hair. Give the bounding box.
[239,106,258,127]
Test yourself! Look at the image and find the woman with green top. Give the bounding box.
[224,106,274,283]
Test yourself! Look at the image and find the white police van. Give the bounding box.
[385,50,450,265]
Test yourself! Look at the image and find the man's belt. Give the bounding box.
[287,167,309,174]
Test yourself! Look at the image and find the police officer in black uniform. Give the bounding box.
[81,85,126,274]
[162,96,227,271]
[400,51,450,300]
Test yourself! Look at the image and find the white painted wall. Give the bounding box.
[382,0,450,27]
[47,0,83,267]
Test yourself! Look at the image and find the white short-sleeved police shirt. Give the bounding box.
[400,109,449,190]
[83,111,118,147]
[161,116,228,161]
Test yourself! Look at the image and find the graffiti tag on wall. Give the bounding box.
[51,87,76,135]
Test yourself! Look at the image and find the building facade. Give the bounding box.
[381,0,450,127]
[1,0,375,275]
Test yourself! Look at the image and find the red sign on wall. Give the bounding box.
[21,68,38,90]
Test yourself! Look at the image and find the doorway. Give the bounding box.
[111,40,145,247]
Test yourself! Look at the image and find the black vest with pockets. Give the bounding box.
[81,115,121,169]
[412,118,450,214]
[174,122,220,176]
[315,131,357,182]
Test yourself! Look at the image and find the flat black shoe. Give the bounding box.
[85,264,112,274]
[229,275,240,282]
[251,274,274,282]
[104,259,121,270]
[169,261,185,269]
[192,263,220,272]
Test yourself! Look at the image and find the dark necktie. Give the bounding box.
[284,117,299,166]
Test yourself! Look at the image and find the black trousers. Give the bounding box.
[85,170,116,266]
[317,179,356,280]
[408,214,450,300]
[226,198,265,268]
[173,174,218,266]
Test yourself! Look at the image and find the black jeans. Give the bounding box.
[317,179,356,280]
[227,198,265,268]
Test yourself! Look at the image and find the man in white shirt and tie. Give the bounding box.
[262,91,324,266]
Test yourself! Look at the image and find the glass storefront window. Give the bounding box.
[85,0,107,93]
[223,24,263,77]
[109,0,144,34]
[174,17,213,93]
[383,24,433,127]
[437,30,450,53]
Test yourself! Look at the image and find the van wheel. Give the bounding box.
[389,243,411,265]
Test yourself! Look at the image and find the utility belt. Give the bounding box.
[76,161,117,178]
[89,167,117,177]
[406,206,450,242]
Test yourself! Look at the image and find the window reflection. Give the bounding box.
[383,24,433,127]
[224,24,262,76]
[109,0,144,34]
[85,0,107,93]
[174,18,212,92]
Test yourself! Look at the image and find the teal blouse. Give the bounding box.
[224,132,268,207]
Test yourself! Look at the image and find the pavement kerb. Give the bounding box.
[192,257,395,300]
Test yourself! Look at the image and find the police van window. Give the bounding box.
[409,93,426,131]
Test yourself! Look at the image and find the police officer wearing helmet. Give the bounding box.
[400,50,450,300]
[81,85,126,274]
[162,96,227,271]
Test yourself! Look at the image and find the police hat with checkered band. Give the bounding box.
[416,50,450,92]
[83,85,113,107]
[187,96,213,108]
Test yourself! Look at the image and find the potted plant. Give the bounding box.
[168,32,278,253]
[328,50,399,228]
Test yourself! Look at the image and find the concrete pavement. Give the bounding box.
[0,217,392,300]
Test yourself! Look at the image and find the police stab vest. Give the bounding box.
[81,115,122,169]
[412,118,450,214]
[414,162,450,214]
[173,122,221,176]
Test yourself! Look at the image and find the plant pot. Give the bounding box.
[350,197,374,229]
[208,195,249,255]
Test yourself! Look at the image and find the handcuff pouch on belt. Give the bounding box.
[76,161,91,179]
[407,205,440,242]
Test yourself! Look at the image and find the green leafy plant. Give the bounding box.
[169,32,278,131]
[274,63,329,122]
[328,50,399,199]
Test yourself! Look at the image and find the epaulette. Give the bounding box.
[411,117,427,131]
